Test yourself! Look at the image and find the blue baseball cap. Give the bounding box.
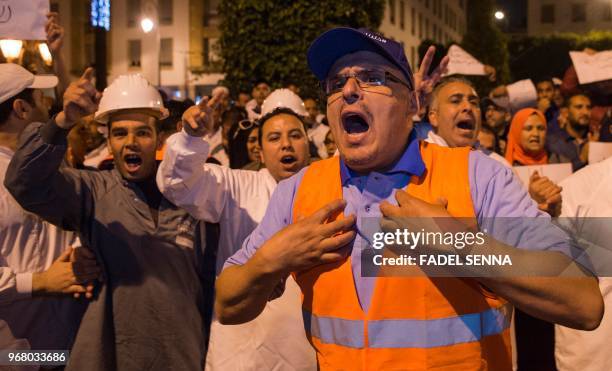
[307,27,414,90]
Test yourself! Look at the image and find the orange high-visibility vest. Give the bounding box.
[292,142,512,371]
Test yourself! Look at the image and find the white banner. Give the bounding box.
[569,50,612,85]
[0,0,48,40]
[588,141,612,164]
[513,163,573,188]
[443,45,486,76]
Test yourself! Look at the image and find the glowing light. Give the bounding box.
[38,43,53,64]
[495,11,505,20]
[91,0,111,31]
[0,39,23,60]
[141,18,154,33]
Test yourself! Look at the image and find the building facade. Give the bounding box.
[52,0,223,99]
[379,0,467,69]
[527,0,612,36]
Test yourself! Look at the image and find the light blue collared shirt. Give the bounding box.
[225,137,571,311]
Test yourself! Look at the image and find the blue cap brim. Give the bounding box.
[307,27,413,86]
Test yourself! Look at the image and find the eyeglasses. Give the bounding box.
[322,69,413,100]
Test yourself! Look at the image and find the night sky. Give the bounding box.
[495,0,527,33]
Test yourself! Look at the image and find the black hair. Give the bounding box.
[565,92,591,108]
[159,99,192,134]
[534,78,554,87]
[257,108,308,146]
[478,124,500,154]
[227,121,257,169]
[0,89,35,126]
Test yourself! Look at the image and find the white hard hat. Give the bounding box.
[259,88,308,123]
[94,74,169,124]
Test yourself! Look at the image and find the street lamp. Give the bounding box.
[140,18,154,33]
[38,43,53,65]
[140,1,161,87]
[494,11,505,20]
[0,39,23,62]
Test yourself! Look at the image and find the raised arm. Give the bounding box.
[4,68,101,231]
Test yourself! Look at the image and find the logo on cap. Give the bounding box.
[364,32,387,44]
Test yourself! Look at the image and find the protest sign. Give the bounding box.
[0,0,48,40]
[588,141,612,164]
[569,50,612,85]
[443,45,486,76]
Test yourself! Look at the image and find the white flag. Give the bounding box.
[0,0,49,40]
[443,45,486,76]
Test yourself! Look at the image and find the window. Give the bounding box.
[389,0,396,25]
[127,0,140,28]
[601,2,612,21]
[418,13,422,38]
[400,1,405,29]
[459,0,464,9]
[425,18,429,38]
[159,0,173,25]
[571,3,586,22]
[411,46,415,69]
[425,0,429,9]
[411,7,415,35]
[128,40,141,68]
[203,38,210,66]
[160,38,173,67]
[433,24,438,42]
[541,4,555,23]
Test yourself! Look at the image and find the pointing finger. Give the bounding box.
[80,67,95,82]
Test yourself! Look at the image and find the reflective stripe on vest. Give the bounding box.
[304,303,511,349]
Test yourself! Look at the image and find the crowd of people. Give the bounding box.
[0,13,610,371]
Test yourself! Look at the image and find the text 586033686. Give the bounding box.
[0,350,69,366]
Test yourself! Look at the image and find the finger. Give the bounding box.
[74,272,101,284]
[80,67,95,82]
[65,285,87,294]
[395,189,421,208]
[319,230,356,252]
[74,247,96,260]
[430,55,450,81]
[419,46,435,75]
[310,199,347,224]
[545,193,562,205]
[319,244,352,264]
[380,216,402,234]
[435,197,448,208]
[530,171,540,181]
[73,292,81,299]
[207,93,222,110]
[184,115,200,131]
[319,214,356,237]
[380,201,403,218]
[57,248,73,262]
[77,81,98,98]
[197,96,209,110]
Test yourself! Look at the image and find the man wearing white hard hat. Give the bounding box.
[0,63,99,352]
[5,71,210,370]
[157,88,316,370]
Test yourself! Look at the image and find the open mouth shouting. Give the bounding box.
[123,153,143,173]
[341,111,371,144]
[455,118,476,138]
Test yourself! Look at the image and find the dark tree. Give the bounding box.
[461,0,510,93]
[218,0,385,98]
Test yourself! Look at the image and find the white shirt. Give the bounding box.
[425,130,511,167]
[82,143,110,169]
[245,99,261,122]
[307,121,330,159]
[555,157,612,371]
[157,131,317,371]
[205,127,230,167]
[0,145,82,350]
